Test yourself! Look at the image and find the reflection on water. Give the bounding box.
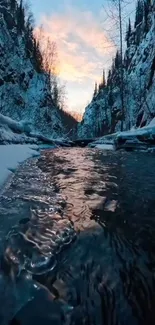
[0,148,155,324]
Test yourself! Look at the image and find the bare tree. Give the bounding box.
[102,0,135,130]
[34,26,67,110]
[34,26,59,75]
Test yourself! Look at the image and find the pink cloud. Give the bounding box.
[35,5,116,112]
[38,7,116,83]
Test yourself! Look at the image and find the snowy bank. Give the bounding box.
[0,113,73,146]
[89,134,117,148]
[89,120,155,151]
[0,144,39,189]
[0,113,37,144]
[114,123,155,150]
[0,114,31,134]
[0,125,37,144]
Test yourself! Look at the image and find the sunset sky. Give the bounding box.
[31,0,135,114]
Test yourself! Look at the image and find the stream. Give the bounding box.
[0,147,155,325]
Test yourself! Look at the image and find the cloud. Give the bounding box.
[39,6,116,83]
[35,5,116,112]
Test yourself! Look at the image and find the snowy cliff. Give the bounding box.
[78,0,155,138]
[0,0,63,139]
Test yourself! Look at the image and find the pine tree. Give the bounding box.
[144,0,150,33]
[10,0,16,12]
[98,69,106,91]
[52,79,59,107]
[134,0,144,28]
[93,82,98,98]
[107,70,111,87]
[115,51,121,69]
[17,0,25,33]
[102,69,106,88]
[33,39,43,72]
[25,25,34,58]
[25,11,35,58]
[125,18,132,47]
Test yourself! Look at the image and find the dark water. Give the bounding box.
[0,148,155,325]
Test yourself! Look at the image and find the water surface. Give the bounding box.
[0,148,155,325]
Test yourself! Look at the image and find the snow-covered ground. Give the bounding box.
[0,144,39,190]
[0,114,40,189]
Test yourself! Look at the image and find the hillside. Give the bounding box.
[78,0,155,138]
[0,0,65,139]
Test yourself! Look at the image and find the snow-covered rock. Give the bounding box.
[78,91,110,138]
[0,1,63,139]
[0,113,31,133]
[0,112,74,147]
[90,119,155,151]
[79,2,155,138]
[0,112,37,144]
[0,125,36,144]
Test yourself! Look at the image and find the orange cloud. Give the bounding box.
[36,6,116,112]
[39,7,116,83]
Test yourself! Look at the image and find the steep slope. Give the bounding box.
[79,89,110,138]
[78,0,155,138]
[0,0,63,139]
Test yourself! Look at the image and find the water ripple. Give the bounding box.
[0,148,155,324]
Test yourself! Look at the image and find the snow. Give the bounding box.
[147,117,155,127]
[0,12,64,139]
[114,122,155,150]
[93,144,114,150]
[0,112,72,147]
[89,119,155,150]
[78,8,155,138]
[0,112,38,144]
[0,144,39,189]
[0,113,31,134]
[116,123,155,139]
[89,133,117,147]
[0,124,36,144]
